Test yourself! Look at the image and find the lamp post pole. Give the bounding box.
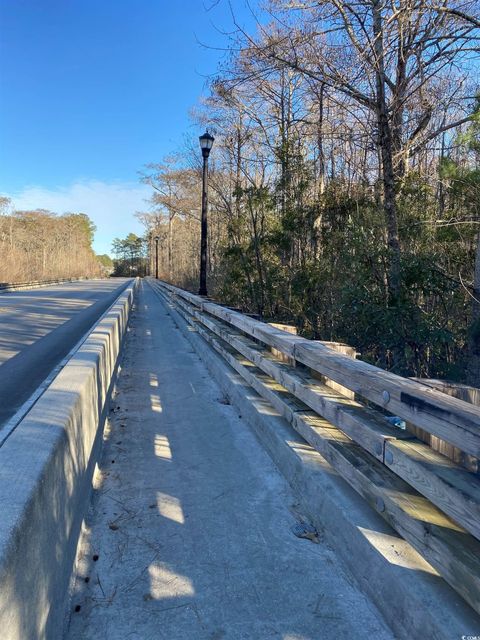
[154,235,159,280]
[198,131,214,296]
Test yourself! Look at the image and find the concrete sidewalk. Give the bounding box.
[65,280,394,640]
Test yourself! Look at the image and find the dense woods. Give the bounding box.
[0,196,103,282]
[141,0,480,383]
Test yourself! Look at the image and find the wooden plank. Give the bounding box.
[161,282,480,459]
[384,439,480,541]
[330,437,480,616]
[415,379,480,406]
[163,288,480,615]
[202,322,316,423]
[408,379,479,474]
[268,322,297,365]
[311,341,357,399]
[295,343,480,460]
[175,296,402,461]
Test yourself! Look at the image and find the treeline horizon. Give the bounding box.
[0,196,111,283]
[111,233,148,277]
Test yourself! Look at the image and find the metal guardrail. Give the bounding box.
[152,278,480,616]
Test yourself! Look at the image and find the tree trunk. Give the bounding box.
[468,231,480,385]
[373,0,402,305]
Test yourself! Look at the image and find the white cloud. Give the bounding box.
[3,180,152,255]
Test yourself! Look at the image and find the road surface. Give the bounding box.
[0,278,132,428]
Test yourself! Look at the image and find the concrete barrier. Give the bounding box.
[0,278,92,293]
[0,278,138,640]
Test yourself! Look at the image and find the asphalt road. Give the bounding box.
[0,278,132,428]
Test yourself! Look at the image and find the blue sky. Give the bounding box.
[0,0,259,254]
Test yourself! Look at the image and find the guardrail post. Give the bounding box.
[268,323,298,365]
[310,341,358,399]
[408,378,480,473]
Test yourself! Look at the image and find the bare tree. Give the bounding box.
[230,0,480,305]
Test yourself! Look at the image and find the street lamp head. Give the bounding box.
[199,130,215,158]
[154,235,159,242]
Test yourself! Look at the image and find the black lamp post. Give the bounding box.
[198,130,214,296]
[154,235,159,280]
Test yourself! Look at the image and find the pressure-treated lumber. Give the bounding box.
[310,340,357,399]
[408,379,479,473]
[384,438,480,540]
[172,293,403,461]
